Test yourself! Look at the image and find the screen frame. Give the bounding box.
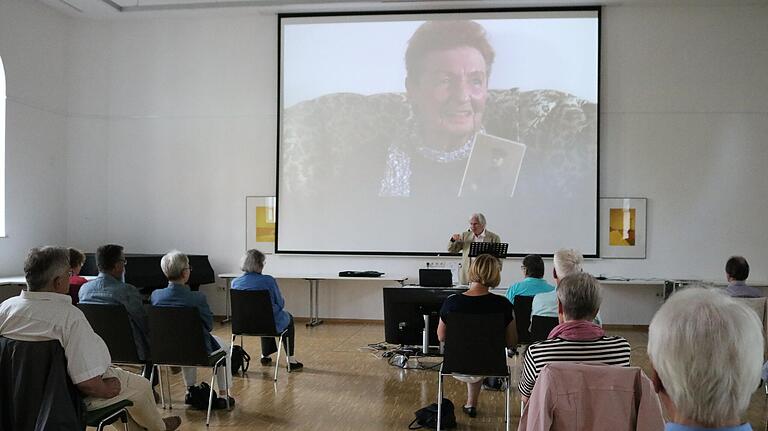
[276,6,601,258]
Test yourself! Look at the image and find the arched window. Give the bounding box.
[0,55,5,237]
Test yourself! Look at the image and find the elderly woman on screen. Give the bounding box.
[648,288,763,431]
[231,249,303,371]
[437,254,516,418]
[518,272,631,403]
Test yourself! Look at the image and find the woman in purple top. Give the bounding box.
[231,249,302,370]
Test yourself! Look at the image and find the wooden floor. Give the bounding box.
[106,320,768,430]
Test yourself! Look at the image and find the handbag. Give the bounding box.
[230,345,251,376]
[408,398,456,429]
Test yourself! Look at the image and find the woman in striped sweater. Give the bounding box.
[518,272,631,402]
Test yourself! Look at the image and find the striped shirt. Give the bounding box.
[518,336,631,398]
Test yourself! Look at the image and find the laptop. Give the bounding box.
[419,269,453,288]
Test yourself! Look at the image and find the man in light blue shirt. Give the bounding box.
[529,249,602,325]
[79,244,150,364]
[648,288,761,431]
[506,255,554,305]
[530,249,583,318]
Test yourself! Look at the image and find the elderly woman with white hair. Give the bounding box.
[231,249,302,370]
[519,272,631,402]
[648,288,763,430]
[150,250,235,409]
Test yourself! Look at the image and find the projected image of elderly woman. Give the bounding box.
[380,20,525,198]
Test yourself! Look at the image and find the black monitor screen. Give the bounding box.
[383,287,466,346]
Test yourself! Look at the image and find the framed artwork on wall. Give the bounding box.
[599,197,647,259]
[246,196,276,254]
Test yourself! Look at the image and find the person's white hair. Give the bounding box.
[160,250,189,281]
[553,248,583,279]
[648,287,763,426]
[241,249,266,273]
[24,246,70,292]
[556,272,601,320]
[470,213,486,226]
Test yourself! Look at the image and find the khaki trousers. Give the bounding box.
[85,367,166,431]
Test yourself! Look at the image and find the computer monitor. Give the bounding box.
[383,287,466,347]
[418,269,453,287]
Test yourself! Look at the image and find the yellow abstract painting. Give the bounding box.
[255,205,275,243]
[609,208,636,246]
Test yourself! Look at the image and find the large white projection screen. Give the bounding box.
[278,9,599,255]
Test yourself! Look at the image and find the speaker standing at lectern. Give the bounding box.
[448,213,501,285]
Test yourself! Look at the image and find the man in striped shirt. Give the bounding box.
[519,272,631,401]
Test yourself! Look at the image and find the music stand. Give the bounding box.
[469,242,508,259]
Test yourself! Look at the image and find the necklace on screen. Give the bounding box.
[415,129,482,163]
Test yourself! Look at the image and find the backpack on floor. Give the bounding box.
[231,345,251,376]
[408,398,456,429]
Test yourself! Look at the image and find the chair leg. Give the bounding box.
[230,334,236,377]
[122,409,129,431]
[206,365,217,426]
[505,375,511,431]
[275,335,284,382]
[158,366,166,409]
[437,372,444,431]
[165,366,173,410]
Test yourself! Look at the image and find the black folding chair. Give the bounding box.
[230,289,290,382]
[148,306,230,426]
[0,336,132,431]
[513,295,534,344]
[77,303,154,380]
[437,313,510,431]
[530,315,559,342]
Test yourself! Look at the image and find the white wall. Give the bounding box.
[3,2,764,324]
[0,0,70,274]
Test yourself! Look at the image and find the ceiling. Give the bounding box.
[39,0,767,19]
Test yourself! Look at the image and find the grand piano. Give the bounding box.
[80,253,215,293]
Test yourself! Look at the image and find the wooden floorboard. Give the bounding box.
[92,321,768,430]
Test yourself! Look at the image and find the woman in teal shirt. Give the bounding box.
[505,255,555,304]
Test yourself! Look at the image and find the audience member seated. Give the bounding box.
[150,250,235,409]
[530,248,583,319]
[0,246,180,431]
[725,256,762,298]
[79,244,151,365]
[437,254,516,418]
[68,247,88,304]
[505,254,554,305]
[519,272,630,403]
[231,249,303,370]
[648,287,763,431]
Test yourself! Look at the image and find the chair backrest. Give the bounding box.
[0,336,85,430]
[147,306,211,366]
[733,297,768,358]
[230,289,280,336]
[519,362,664,431]
[530,315,559,342]
[513,295,534,344]
[68,284,80,305]
[443,312,508,376]
[77,303,141,364]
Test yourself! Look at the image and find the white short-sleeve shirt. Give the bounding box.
[0,290,112,384]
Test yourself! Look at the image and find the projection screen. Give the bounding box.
[277,8,600,256]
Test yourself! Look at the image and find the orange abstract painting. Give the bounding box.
[609,208,636,246]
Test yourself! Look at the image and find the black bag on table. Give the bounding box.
[408,398,456,429]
